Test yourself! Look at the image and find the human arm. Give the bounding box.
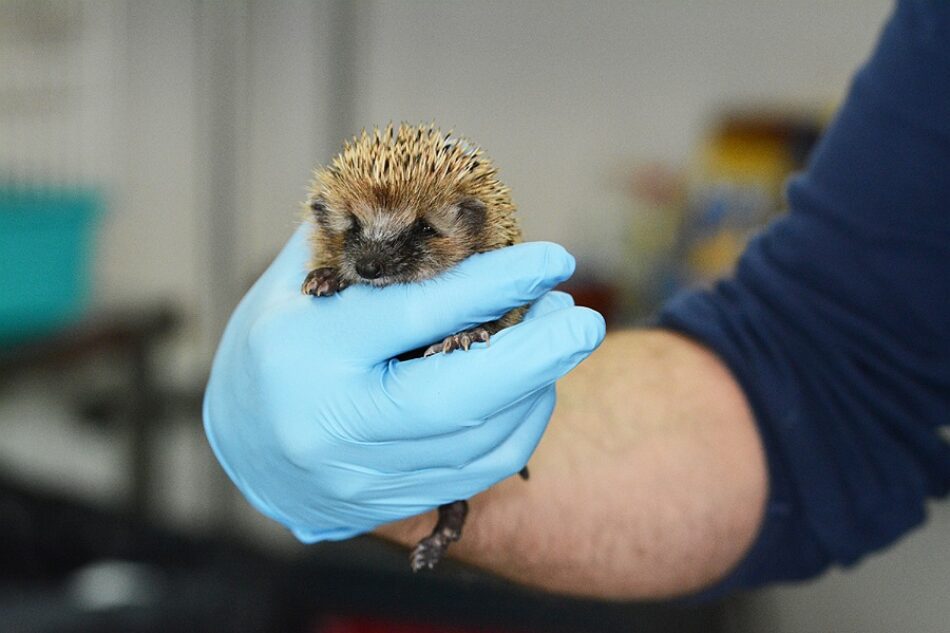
[377,328,768,599]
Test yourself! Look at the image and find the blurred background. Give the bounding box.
[2,1,947,631]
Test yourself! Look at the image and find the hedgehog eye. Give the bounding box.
[416,219,438,236]
[309,198,327,217]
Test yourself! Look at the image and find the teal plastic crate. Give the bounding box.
[0,186,103,345]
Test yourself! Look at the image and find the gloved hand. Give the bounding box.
[203,226,605,542]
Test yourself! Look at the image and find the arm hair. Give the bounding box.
[376,329,768,600]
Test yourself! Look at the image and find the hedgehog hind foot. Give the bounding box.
[410,499,468,572]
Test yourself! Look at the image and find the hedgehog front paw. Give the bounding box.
[423,326,491,357]
[301,267,347,296]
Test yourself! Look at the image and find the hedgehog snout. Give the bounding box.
[355,255,384,280]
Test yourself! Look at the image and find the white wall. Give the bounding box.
[729,502,950,633]
[97,1,208,372]
[0,1,118,184]
[241,0,332,273]
[350,0,892,278]
[92,0,334,379]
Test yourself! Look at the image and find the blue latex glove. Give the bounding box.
[203,226,605,542]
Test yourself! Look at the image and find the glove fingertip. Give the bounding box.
[547,307,606,377]
[572,306,607,353]
[534,241,576,285]
[524,290,576,320]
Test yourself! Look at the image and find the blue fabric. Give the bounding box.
[658,0,950,594]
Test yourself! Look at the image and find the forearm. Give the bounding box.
[377,329,767,600]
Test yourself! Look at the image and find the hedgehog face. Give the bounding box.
[306,124,520,287]
[310,196,488,286]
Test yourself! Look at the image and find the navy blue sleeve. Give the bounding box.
[658,0,950,593]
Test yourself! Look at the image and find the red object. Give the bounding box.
[316,615,528,633]
[556,279,619,327]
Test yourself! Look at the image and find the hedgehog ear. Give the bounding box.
[457,198,486,217]
[456,198,487,230]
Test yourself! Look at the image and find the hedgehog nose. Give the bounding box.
[356,257,384,280]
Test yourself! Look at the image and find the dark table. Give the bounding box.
[0,305,180,519]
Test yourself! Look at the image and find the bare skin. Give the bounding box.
[376,329,768,600]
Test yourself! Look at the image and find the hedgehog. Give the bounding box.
[301,123,528,571]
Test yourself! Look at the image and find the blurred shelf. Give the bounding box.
[0,303,180,520]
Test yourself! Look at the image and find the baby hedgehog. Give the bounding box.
[301,123,528,571]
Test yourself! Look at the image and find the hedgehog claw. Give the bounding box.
[302,267,346,296]
[423,327,491,356]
